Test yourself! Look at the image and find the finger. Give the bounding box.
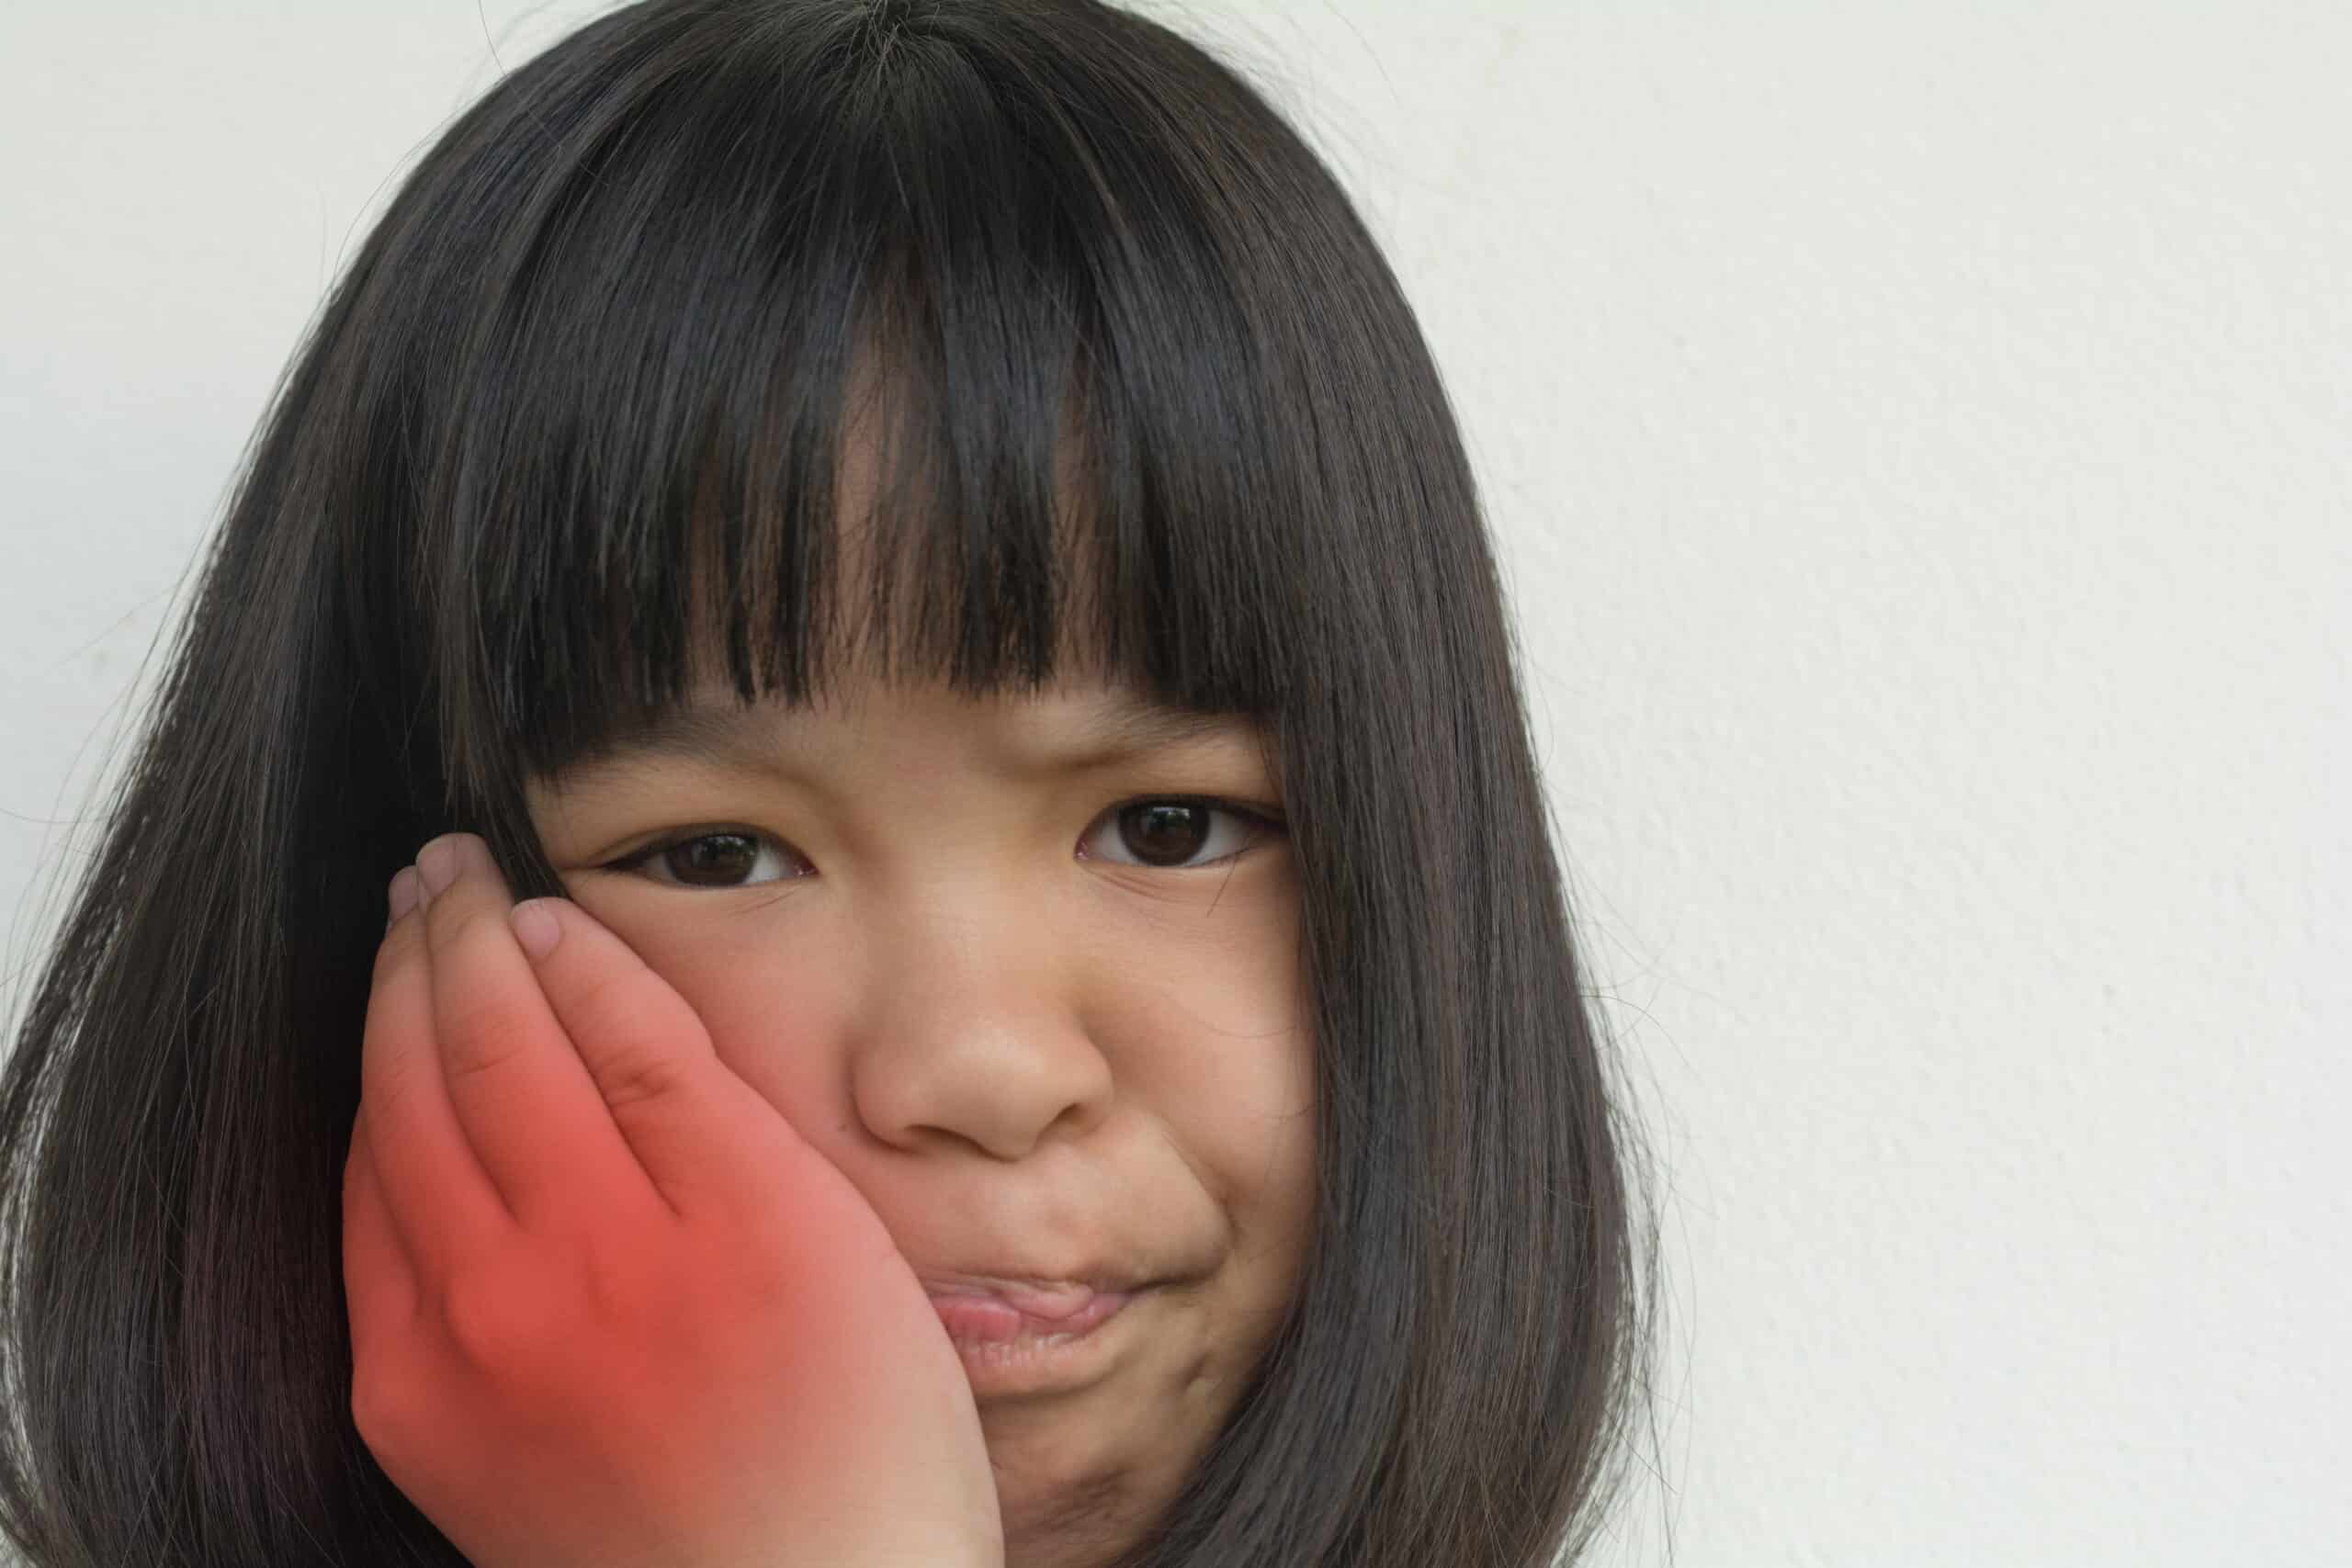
[503,892,821,1224]
[417,833,673,1234]
[356,866,513,1280]
[341,1104,418,1369]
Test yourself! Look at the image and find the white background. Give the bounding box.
[3,4,2346,1565]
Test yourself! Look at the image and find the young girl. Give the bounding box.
[0,2,1663,1564]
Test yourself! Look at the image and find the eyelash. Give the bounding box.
[602,796,1288,890]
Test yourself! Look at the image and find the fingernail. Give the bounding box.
[388,866,422,928]
[511,899,561,961]
[417,837,461,897]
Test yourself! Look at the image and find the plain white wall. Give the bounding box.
[3,3,2346,1564]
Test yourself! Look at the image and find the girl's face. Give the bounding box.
[522,665,1317,1566]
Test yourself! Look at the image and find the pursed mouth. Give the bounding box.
[925,1285,1142,1345]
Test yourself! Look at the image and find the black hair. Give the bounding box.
[0,2,1668,1563]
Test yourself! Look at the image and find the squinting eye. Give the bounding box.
[613,831,805,890]
[1080,799,1284,871]
[607,798,1286,891]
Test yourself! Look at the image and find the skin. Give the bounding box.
[519,662,1318,1568]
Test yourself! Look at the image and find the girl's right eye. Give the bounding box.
[607,830,808,890]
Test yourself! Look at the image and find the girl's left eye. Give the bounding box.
[606,798,1287,891]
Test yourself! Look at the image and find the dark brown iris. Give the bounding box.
[1119,803,1213,866]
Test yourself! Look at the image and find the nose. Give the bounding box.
[846,918,1114,1162]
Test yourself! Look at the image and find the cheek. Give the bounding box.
[1176,901,1315,1274]
[1109,964,1316,1244]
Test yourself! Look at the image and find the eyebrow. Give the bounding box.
[553,694,1260,785]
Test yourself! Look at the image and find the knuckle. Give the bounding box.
[554,958,637,1042]
[436,995,535,1085]
[538,959,639,1053]
[438,1265,522,1370]
[596,1037,694,1113]
[421,899,499,963]
[361,1055,415,1125]
[440,1260,571,1383]
[576,1231,669,1323]
[348,1346,421,1452]
[548,964,695,1109]
[369,919,415,990]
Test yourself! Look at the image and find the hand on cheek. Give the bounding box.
[343,833,1003,1568]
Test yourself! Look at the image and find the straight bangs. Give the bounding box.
[392,4,1308,874]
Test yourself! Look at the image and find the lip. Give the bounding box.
[917,1270,1149,1303]
[925,1284,1151,1398]
[928,1286,1132,1341]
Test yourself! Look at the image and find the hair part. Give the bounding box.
[0,3,1669,1565]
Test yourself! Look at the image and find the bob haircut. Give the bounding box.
[0,2,1664,1564]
